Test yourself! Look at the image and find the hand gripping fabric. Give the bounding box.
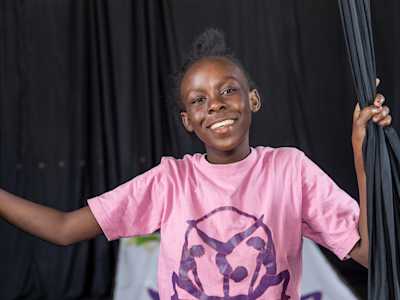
[338,0,400,298]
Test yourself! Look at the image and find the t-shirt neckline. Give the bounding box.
[199,147,257,174]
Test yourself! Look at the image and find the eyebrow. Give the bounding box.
[216,76,241,87]
[184,76,241,98]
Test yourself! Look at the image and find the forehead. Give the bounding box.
[180,57,248,94]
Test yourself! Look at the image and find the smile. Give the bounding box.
[210,119,235,130]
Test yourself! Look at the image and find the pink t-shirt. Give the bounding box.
[88,146,360,300]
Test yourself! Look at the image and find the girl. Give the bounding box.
[0,29,393,299]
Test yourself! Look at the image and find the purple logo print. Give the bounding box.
[171,206,291,299]
[148,288,160,300]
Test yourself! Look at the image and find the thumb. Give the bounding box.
[353,102,361,122]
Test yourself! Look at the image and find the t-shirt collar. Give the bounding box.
[199,147,257,174]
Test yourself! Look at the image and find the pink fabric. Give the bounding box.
[88,146,360,300]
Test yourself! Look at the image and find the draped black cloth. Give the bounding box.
[338,0,400,298]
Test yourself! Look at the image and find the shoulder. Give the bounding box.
[160,153,202,168]
[157,153,202,178]
[254,145,305,165]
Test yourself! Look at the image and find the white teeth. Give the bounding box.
[210,119,235,130]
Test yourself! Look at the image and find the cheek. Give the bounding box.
[188,109,207,127]
[236,94,252,114]
[238,104,252,128]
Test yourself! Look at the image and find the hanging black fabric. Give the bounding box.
[338,0,400,298]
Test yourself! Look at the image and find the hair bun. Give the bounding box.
[192,28,227,57]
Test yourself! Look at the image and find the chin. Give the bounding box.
[194,125,250,153]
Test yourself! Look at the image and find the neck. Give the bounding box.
[205,141,251,164]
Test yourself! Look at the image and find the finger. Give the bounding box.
[372,106,390,122]
[378,115,392,127]
[376,78,380,87]
[357,105,382,124]
[374,94,385,107]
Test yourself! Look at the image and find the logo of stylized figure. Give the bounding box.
[171,206,291,299]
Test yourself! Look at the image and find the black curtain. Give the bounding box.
[0,1,399,299]
[0,1,181,299]
[338,0,400,298]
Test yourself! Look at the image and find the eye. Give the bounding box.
[221,87,237,96]
[191,96,206,104]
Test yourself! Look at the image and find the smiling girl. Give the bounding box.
[0,29,392,299]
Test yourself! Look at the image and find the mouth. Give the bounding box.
[207,118,237,134]
[210,119,235,130]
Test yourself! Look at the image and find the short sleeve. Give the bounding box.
[87,160,170,241]
[300,151,360,260]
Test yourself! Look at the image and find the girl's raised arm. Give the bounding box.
[0,188,102,245]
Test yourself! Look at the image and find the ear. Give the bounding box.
[180,111,194,132]
[249,89,261,112]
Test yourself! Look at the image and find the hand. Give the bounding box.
[352,78,392,150]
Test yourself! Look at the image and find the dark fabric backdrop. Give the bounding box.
[0,1,398,299]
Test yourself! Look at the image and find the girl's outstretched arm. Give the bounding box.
[0,188,102,246]
[349,82,392,267]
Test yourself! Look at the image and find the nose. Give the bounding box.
[207,95,226,114]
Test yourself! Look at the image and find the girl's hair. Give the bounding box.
[173,28,256,112]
